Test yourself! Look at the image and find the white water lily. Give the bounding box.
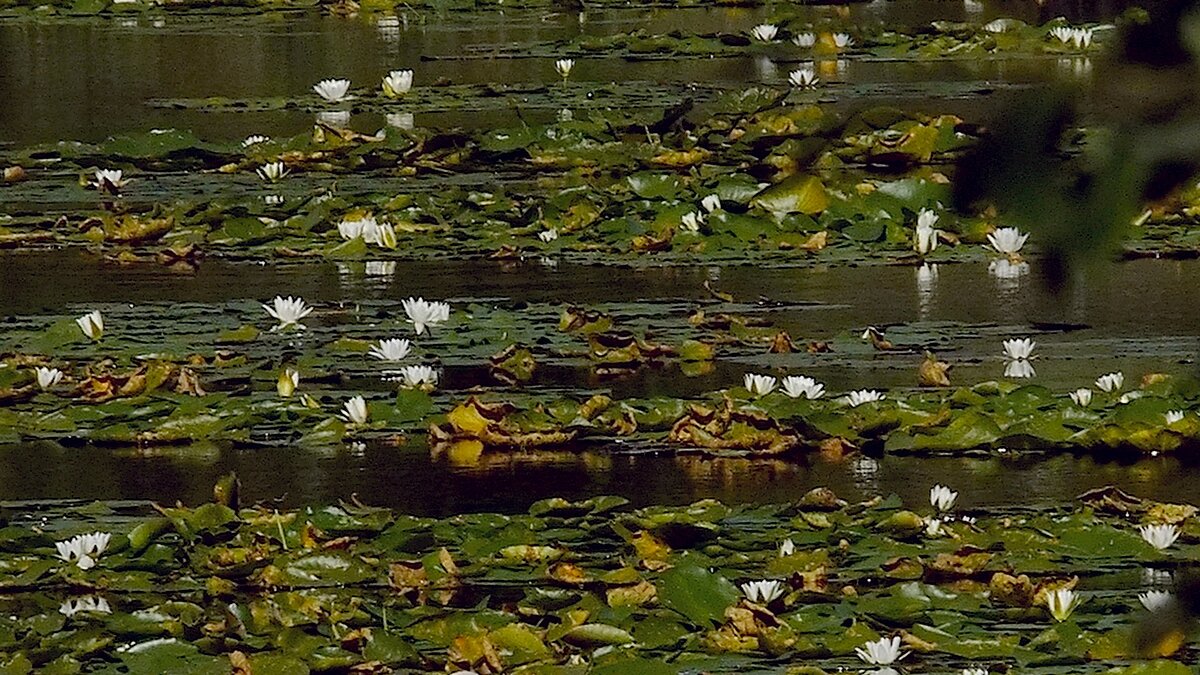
[832,32,854,48]
[1070,388,1093,406]
[780,375,824,399]
[1002,338,1036,360]
[1069,27,1093,48]
[555,58,575,78]
[701,194,722,212]
[277,368,299,397]
[788,67,819,88]
[1140,524,1180,550]
[538,229,559,243]
[1166,410,1186,424]
[915,209,939,255]
[264,194,285,206]
[792,32,816,47]
[743,373,778,396]
[983,18,1009,33]
[377,222,397,249]
[263,296,313,330]
[92,168,129,192]
[1046,588,1082,621]
[855,636,906,665]
[36,367,64,390]
[750,23,778,42]
[242,134,270,148]
[987,226,1028,256]
[313,78,351,102]
[1095,371,1124,392]
[845,389,884,407]
[961,668,989,675]
[370,338,412,362]
[257,161,288,182]
[779,538,795,556]
[930,484,958,512]
[740,580,785,604]
[55,532,111,570]
[342,396,369,425]
[59,596,112,617]
[339,215,380,242]
[76,310,104,340]
[1049,26,1074,43]
[403,297,451,335]
[926,517,943,537]
[680,211,704,232]
[1139,590,1173,612]
[382,69,413,97]
[1004,360,1036,379]
[400,365,438,388]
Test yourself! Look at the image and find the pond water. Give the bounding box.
[1,252,1197,512]
[0,0,1118,145]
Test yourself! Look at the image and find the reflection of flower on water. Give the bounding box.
[852,455,880,492]
[1142,567,1173,587]
[387,113,415,131]
[376,15,401,43]
[755,56,777,81]
[365,261,395,277]
[317,110,351,128]
[1004,359,1036,379]
[916,263,938,317]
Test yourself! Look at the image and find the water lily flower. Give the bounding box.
[36,367,64,390]
[1166,410,1186,424]
[76,310,104,340]
[555,58,574,79]
[701,194,722,212]
[855,636,906,665]
[92,168,129,193]
[370,338,412,362]
[845,389,885,407]
[792,32,816,47]
[339,215,382,244]
[743,373,778,396]
[680,211,704,232]
[342,396,369,425]
[832,32,855,48]
[277,368,299,397]
[400,365,438,388]
[1140,524,1180,550]
[983,18,1009,33]
[1004,360,1036,379]
[257,161,288,182]
[264,194,285,206]
[1049,26,1074,43]
[59,596,112,617]
[781,375,824,399]
[242,135,269,148]
[382,69,413,97]
[915,209,939,255]
[1070,388,1093,406]
[377,222,397,249]
[55,532,110,570]
[1095,371,1124,392]
[263,296,313,330]
[740,579,785,604]
[750,24,778,42]
[313,78,351,102]
[961,669,989,675]
[1070,27,1093,48]
[987,226,1028,257]
[1140,590,1173,612]
[779,538,795,556]
[930,484,958,512]
[925,517,943,537]
[402,297,451,335]
[788,67,819,88]
[1002,338,1036,360]
[539,229,559,243]
[1046,587,1082,621]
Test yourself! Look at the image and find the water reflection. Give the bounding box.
[3,439,1197,516]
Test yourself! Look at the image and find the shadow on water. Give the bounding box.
[1,438,1197,516]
